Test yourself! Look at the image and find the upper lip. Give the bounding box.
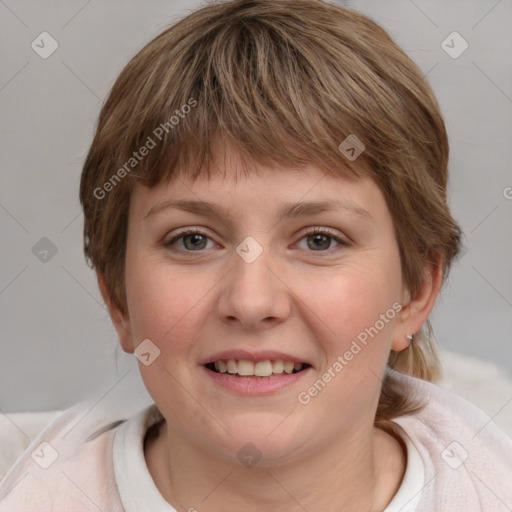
[200,349,312,367]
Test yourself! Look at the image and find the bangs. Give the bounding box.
[103,6,403,189]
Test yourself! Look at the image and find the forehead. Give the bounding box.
[130,137,385,219]
[130,161,388,228]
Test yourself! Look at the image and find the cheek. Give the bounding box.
[124,260,210,403]
[125,258,213,352]
[291,256,402,375]
[301,263,400,335]
[292,266,401,425]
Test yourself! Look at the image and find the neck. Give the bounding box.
[145,418,406,512]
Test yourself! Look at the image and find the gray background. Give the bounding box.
[1,0,511,413]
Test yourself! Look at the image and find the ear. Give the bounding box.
[97,272,135,353]
[392,255,444,351]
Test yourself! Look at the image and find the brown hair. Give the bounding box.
[79,0,463,422]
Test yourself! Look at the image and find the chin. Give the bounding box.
[198,415,309,467]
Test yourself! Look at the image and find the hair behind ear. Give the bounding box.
[387,320,442,382]
[375,322,441,424]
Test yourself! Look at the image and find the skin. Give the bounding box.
[98,145,443,512]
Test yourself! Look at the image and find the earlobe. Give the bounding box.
[392,257,444,351]
[96,272,135,353]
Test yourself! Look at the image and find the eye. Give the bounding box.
[166,229,216,251]
[165,227,349,253]
[296,227,349,252]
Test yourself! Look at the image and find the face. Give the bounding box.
[113,148,418,466]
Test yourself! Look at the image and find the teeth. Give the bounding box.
[211,358,305,376]
[254,360,273,377]
[272,359,284,373]
[227,359,237,374]
[237,360,254,376]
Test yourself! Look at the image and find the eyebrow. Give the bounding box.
[143,199,374,223]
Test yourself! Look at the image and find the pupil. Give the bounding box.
[185,234,206,250]
[308,234,330,250]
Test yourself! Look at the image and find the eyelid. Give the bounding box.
[297,226,346,240]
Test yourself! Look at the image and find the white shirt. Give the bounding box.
[1,371,511,511]
[113,403,426,511]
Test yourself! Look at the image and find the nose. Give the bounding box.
[216,243,292,330]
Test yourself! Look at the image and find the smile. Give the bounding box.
[202,359,312,395]
[205,358,310,377]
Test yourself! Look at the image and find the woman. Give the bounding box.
[1,1,510,510]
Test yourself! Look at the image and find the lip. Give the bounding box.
[201,364,313,395]
[199,349,312,366]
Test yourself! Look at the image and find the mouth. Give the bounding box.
[204,359,311,378]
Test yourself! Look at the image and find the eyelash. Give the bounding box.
[165,227,349,254]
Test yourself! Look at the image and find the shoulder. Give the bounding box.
[0,399,154,511]
[390,371,512,511]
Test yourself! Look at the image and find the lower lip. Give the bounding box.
[201,365,312,395]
